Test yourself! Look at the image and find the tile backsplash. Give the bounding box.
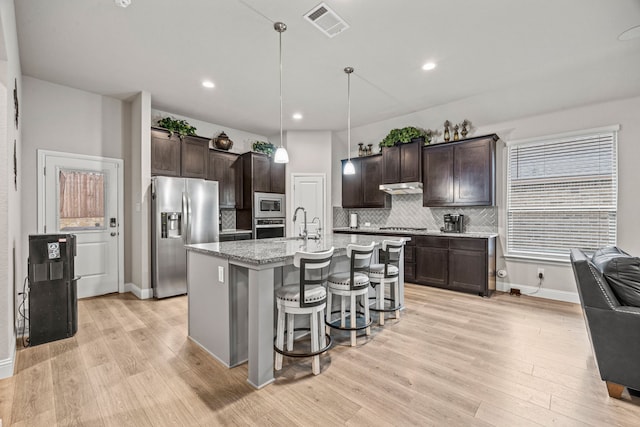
[333,194,498,233]
[221,209,237,230]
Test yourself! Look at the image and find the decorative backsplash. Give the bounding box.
[333,194,498,233]
[221,209,237,230]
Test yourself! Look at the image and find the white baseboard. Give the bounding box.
[124,282,154,300]
[497,282,580,304]
[0,337,16,379]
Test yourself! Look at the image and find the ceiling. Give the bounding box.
[14,0,640,136]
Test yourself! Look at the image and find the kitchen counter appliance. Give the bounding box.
[442,214,464,233]
[152,176,219,298]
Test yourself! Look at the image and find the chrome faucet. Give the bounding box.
[311,216,322,237]
[293,207,308,239]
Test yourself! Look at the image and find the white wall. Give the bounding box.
[21,77,131,291]
[0,0,21,378]
[284,131,333,236]
[331,95,640,301]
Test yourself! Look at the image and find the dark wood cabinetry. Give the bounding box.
[181,135,209,179]
[341,155,390,209]
[415,235,495,296]
[382,141,422,183]
[220,232,252,242]
[208,150,242,208]
[151,128,181,176]
[422,134,497,207]
[241,152,286,208]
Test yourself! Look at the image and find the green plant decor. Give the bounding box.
[380,126,428,148]
[252,141,275,157]
[157,117,197,138]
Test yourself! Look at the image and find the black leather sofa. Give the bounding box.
[570,247,640,398]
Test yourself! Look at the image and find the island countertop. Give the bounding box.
[186,233,406,266]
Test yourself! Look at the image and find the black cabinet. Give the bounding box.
[382,141,422,184]
[422,134,497,207]
[415,235,495,296]
[151,128,181,177]
[220,232,252,242]
[341,155,390,209]
[208,150,242,209]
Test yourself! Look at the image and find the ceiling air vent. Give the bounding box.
[304,3,350,38]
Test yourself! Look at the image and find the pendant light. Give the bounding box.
[273,22,289,164]
[343,67,355,175]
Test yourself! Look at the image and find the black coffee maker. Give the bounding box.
[442,214,464,233]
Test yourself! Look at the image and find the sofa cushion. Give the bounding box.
[592,247,640,307]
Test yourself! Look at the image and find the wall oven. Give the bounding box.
[254,192,285,219]
[254,218,285,239]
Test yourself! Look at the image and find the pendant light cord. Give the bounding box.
[279,27,283,148]
[345,67,354,161]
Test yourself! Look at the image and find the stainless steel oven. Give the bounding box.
[254,192,285,219]
[254,218,285,239]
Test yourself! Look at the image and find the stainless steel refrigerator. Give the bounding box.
[151,177,219,298]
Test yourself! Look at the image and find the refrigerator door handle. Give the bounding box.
[182,192,189,245]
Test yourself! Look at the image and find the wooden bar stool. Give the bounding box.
[274,247,334,375]
[369,240,404,326]
[326,242,375,346]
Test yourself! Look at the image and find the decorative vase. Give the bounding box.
[444,120,451,142]
[213,131,233,150]
[453,124,460,141]
[358,143,364,157]
[367,144,373,155]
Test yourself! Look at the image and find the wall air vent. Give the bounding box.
[304,3,350,38]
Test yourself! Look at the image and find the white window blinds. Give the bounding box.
[507,129,617,260]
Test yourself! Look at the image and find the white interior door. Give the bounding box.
[39,151,121,298]
[292,174,325,237]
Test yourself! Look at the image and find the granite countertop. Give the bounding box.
[187,233,408,266]
[220,229,253,236]
[332,227,498,239]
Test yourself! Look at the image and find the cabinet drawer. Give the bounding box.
[449,238,486,251]
[415,236,449,248]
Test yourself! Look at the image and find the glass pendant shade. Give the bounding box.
[274,146,289,163]
[343,159,355,175]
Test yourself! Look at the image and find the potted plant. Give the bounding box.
[252,141,276,157]
[157,117,197,139]
[379,126,429,148]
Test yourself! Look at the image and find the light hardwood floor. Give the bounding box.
[1,283,640,426]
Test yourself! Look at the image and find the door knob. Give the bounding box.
[111,232,117,237]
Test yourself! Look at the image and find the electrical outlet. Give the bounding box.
[218,266,224,283]
[537,268,544,279]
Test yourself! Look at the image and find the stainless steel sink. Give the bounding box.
[273,236,321,243]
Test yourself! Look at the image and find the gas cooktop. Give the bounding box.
[378,226,427,232]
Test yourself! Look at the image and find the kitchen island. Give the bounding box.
[185,233,406,389]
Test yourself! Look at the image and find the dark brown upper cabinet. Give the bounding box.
[151,127,181,177]
[422,134,497,207]
[181,135,209,179]
[341,155,391,209]
[382,141,422,183]
[241,152,286,209]
[208,150,242,209]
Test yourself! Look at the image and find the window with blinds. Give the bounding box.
[507,128,617,260]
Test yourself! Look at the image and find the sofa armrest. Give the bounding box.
[584,306,640,390]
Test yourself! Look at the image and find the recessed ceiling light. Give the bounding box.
[292,113,303,120]
[114,0,131,8]
[202,81,215,89]
[619,25,640,41]
[422,62,436,71]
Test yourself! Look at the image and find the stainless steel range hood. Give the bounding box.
[379,182,423,195]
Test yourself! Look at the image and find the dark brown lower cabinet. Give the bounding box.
[415,235,495,296]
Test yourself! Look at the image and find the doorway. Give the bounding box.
[37,150,124,298]
[291,174,326,237]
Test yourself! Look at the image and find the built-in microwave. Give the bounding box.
[254,192,285,219]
